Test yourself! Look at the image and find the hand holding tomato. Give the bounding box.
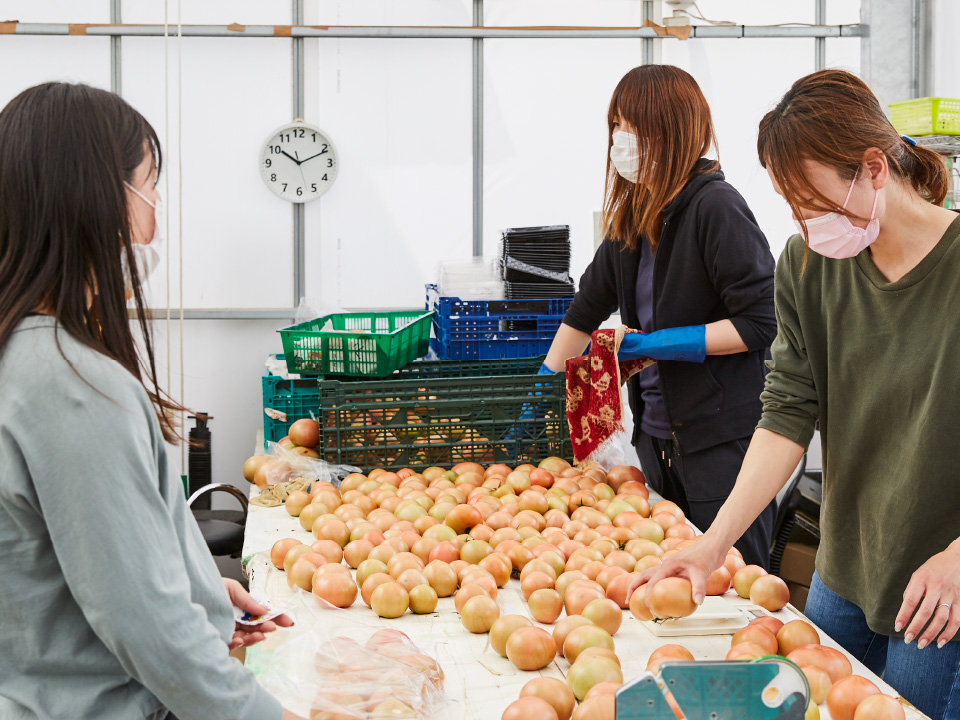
[626,537,727,607]
[894,543,960,649]
[223,578,294,651]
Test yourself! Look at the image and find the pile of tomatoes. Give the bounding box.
[261,457,900,720]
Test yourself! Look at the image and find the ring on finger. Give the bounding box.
[938,603,952,611]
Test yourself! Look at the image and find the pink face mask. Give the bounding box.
[794,173,880,259]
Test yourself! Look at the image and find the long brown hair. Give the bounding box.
[602,65,719,251]
[758,69,948,242]
[0,83,183,442]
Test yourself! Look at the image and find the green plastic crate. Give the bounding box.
[277,311,433,377]
[316,356,570,470]
[890,97,960,136]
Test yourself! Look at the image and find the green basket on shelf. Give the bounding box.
[890,97,960,136]
[277,311,433,377]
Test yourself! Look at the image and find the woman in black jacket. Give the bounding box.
[544,65,778,567]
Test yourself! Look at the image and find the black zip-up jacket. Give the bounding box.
[562,160,776,454]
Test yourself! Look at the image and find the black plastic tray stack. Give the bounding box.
[498,225,575,299]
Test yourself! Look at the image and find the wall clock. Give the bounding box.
[260,120,338,202]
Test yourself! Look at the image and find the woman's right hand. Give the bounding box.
[626,536,728,607]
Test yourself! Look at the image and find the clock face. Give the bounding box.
[260,122,338,203]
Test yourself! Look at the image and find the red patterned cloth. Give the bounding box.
[565,326,656,463]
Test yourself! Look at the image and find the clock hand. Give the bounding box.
[294,151,308,190]
[280,150,301,165]
[298,149,329,164]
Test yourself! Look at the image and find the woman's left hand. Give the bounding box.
[223,578,294,651]
[895,544,960,649]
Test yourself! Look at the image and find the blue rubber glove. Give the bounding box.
[619,326,707,363]
[505,363,558,443]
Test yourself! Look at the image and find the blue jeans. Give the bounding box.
[805,571,960,720]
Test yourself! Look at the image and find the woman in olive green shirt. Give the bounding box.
[631,70,960,720]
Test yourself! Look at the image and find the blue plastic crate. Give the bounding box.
[429,335,558,361]
[427,284,571,360]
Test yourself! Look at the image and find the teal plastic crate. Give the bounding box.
[262,362,319,445]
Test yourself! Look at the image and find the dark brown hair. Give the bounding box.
[758,69,948,240]
[602,65,719,251]
[0,82,183,442]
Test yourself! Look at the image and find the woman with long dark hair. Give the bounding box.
[0,83,302,720]
[544,65,778,567]
[633,69,960,718]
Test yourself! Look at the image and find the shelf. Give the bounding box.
[916,135,960,156]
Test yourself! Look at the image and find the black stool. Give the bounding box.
[188,484,248,558]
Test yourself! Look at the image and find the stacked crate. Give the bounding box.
[427,284,572,361]
[261,354,570,470]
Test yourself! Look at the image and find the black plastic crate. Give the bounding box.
[317,356,569,470]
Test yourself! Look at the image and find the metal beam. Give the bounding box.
[472,0,483,257]
[109,0,121,93]
[292,0,306,307]
[9,23,863,39]
[917,0,934,97]
[641,1,655,66]
[815,0,826,71]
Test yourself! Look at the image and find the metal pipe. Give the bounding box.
[815,0,826,71]
[918,0,934,97]
[292,0,306,306]
[472,0,484,257]
[9,23,862,39]
[642,0,655,66]
[109,0,121,94]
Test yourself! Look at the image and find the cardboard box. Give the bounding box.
[781,542,817,586]
[786,581,810,612]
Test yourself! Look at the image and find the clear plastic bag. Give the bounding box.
[248,591,448,719]
[589,385,643,470]
[295,297,345,326]
[261,441,360,489]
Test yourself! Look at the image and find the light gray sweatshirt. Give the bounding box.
[0,317,282,720]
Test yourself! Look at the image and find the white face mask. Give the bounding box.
[122,181,164,290]
[610,130,640,183]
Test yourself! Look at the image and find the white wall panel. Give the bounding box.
[0,0,107,23]
[485,0,643,26]
[482,38,644,284]
[0,37,110,111]
[934,0,960,98]
[147,319,286,490]
[826,0,862,75]
[304,39,473,310]
[662,39,815,262]
[311,0,471,26]
[121,0,290,25]
[122,37,294,309]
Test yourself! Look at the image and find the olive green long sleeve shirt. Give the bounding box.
[0,317,282,720]
[757,217,960,636]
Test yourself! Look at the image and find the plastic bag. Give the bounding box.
[260,441,360,489]
[590,429,630,470]
[249,590,447,719]
[589,386,642,470]
[295,297,346,326]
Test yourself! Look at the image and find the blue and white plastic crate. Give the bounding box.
[426,284,572,360]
